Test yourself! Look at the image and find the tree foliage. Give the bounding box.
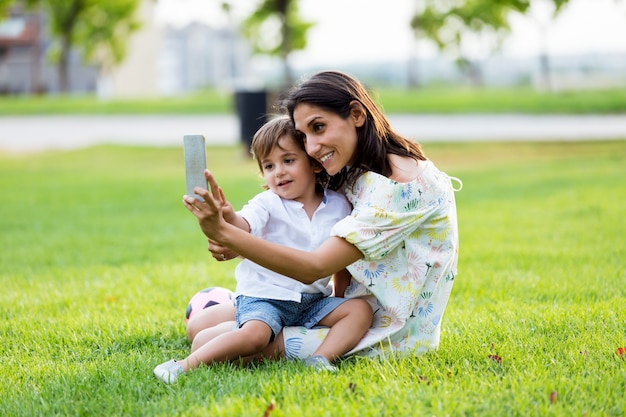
[240,0,314,87]
[22,0,141,92]
[411,0,571,85]
[0,0,12,16]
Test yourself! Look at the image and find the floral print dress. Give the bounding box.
[282,160,461,359]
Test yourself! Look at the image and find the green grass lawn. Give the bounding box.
[1,85,626,115]
[1,141,625,416]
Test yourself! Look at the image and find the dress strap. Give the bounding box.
[449,176,463,192]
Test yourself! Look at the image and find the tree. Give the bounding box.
[0,0,12,15]
[411,0,570,87]
[522,0,570,90]
[23,0,141,93]
[239,0,314,88]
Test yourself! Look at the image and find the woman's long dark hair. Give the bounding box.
[281,70,427,190]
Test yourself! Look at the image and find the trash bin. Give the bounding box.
[234,90,268,151]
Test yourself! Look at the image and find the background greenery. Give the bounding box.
[1,140,624,416]
[1,85,626,115]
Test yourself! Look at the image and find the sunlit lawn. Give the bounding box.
[1,141,624,416]
[1,86,626,115]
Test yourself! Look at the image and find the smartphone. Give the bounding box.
[183,134,208,201]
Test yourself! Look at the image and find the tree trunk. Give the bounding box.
[539,52,552,91]
[59,33,71,93]
[457,57,483,87]
[407,55,420,89]
[56,0,84,93]
[277,0,293,88]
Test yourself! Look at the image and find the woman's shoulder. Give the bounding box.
[346,159,451,208]
[352,160,433,188]
[387,154,431,183]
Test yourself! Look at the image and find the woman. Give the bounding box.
[184,70,461,360]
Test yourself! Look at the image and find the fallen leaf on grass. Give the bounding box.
[487,354,502,364]
[262,401,275,417]
[550,391,557,404]
[616,347,626,358]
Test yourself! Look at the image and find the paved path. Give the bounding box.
[1,114,625,152]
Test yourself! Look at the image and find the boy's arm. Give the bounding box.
[223,210,250,232]
[332,268,352,298]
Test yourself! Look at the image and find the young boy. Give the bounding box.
[154,115,372,383]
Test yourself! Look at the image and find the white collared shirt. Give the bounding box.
[234,188,352,302]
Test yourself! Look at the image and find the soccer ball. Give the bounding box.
[185,287,234,323]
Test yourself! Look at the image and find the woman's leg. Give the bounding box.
[186,302,236,342]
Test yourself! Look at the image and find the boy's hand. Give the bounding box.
[217,186,236,224]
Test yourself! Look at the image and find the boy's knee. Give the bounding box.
[346,298,374,327]
[248,335,271,352]
[186,318,201,342]
[240,322,274,351]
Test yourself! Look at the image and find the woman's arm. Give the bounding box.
[184,170,362,283]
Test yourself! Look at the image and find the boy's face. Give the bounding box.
[260,135,320,203]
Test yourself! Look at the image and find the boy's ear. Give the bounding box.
[349,100,366,127]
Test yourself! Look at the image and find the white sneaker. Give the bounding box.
[304,355,337,372]
[153,359,184,384]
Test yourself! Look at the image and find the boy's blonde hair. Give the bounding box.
[250,115,304,171]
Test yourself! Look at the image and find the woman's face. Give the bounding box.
[292,103,362,176]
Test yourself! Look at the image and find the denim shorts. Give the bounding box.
[235,293,349,340]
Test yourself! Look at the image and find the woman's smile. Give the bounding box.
[319,151,334,164]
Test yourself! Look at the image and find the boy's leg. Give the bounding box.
[192,322,286,361]
[187,302,236,342]
[241,331,286,363]
[154,320,273,384]
[312,298,373,362]
[179,320,273,372]
[191,321,236,353]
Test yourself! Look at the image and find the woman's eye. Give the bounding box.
[313,123,324,133]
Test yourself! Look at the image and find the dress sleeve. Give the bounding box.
[331,172,447,260]
[332,206,438,260]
